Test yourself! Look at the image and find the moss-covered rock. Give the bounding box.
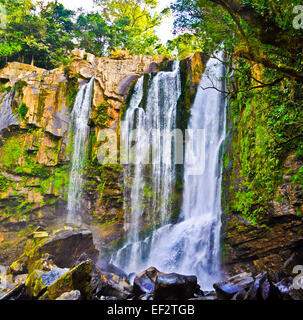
[25,269,47,298]
[40,261,92,300]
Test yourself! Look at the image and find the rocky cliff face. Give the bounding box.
[221,61,303,276]
[0,50,205,264]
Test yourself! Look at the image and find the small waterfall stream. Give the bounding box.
[0,91,19,133]
[113,55,226,289]
[67,77,94,226]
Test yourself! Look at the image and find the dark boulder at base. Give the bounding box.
[154,273,198,300]
[213,272,254,300]
[283,252,303,276]
[134,267,163,296]
[38,230,99,268]
[0,283,25,301]
[274,277,303,300]
[244,272,281,300]
[100,272,134,300]
[96,260,128,280]
[81,254,134,300]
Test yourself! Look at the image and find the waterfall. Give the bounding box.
[67,77,94,226]
[141,55,226,289]
[0,91,19,133]
[113,62,181,270]
[113,55,226,290]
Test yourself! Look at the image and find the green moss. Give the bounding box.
[0,175,10,192]
[94,101,111,128]
[13,80,27,96]
[66,75,79,109]
[0,83,11,93]
[223,66,303,224]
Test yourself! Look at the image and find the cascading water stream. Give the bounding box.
[67,77,94,226]
[142,55,226,289]
[113,62,181,270]
[113,55,226,289]
[0,90,19,133]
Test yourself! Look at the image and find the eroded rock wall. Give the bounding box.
[0,50,205,264]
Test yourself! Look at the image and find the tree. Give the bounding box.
[75,12,109,56]
[167,33,205,60]
[0,0,75,69]
[172,0,303,82]
[93,0,169,55]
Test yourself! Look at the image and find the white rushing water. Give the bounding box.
[67,77,94,226]
[113,62,181,271]
[141,55,226,289]
[0,91,19,133]
[113,55,226,289]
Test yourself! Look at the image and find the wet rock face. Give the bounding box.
[0,63,70,138]
[37,230,99,268]
[133,267,200,300]
[222,152,303,276]
[213,272,254,299]
[0,50,168,264]
[154,273,198,300]
[134,267,163,295]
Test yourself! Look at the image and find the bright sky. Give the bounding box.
[50,0,175,44]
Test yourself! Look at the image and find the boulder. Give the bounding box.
[213,272,254,300]
[37,230,99,268]
[244,272,281,300]
[100,272,133,300]
[8,230,99,278]
[138,293,154,300]
[40,261,92,300]
[283,252,303,276]
[231,289,247,300]
[56,290,81,300]
[25,270,48,298]
[154,273,198,300]
[134,267,163,295]
[274,277,303,300]
[0,283,25,301]
[260,273,281,300]
[96,260,128,280]
[25,266,69,298]
[71,253,132,300]
[8,255,28,276]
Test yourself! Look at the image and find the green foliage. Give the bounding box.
[0,0,75,69]
[66,75,79,109]
[14,102,28,121]
[225,68,303,223]
[0,175,10,192]
[94,101,111,128]
[0,0,172,67]
[167,33,204,60]
[76,0,170,56]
